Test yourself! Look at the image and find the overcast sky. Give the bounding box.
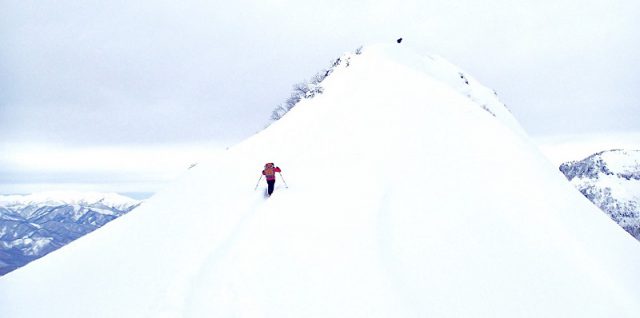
[1,0,639,194]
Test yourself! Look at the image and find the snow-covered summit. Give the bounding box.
[1,44,639,318]
[274,44,524,136]
[361,43,524,133]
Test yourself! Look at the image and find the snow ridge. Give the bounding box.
[271,44,525,137]
[360,44,526,135]
[270,46,362,121]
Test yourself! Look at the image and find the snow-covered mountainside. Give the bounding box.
[272,44,525,138]
[1,44,639,318]
[0,192,141,275]
[560,149,640,240]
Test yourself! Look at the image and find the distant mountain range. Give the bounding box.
[560,149,640,241]
[0,192,141,275]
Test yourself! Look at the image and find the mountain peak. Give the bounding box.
[2,46,640,317]
[560,149,640,240]
[272,43,524,137]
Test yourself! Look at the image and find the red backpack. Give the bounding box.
[264,163,275,178]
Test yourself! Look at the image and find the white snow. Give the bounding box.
[1,44,639,318]
[599,149,640,176]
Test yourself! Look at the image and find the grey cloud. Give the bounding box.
[1,0,639,147]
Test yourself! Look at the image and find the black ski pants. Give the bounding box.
[267,180,275,195]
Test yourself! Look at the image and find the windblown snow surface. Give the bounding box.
[1,44,639,318]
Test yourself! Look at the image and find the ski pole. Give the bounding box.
[278,172,288,188]
[254,175,263,190]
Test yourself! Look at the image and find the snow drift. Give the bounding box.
[1,44,639,318]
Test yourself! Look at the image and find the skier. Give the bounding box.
[262,163,282,196]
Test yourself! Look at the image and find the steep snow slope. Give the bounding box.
[1,44,639,318]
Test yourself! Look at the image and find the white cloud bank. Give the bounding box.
[533,132,640,165]
[0,142,224,194]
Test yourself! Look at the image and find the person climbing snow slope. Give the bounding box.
[262,163,282,196]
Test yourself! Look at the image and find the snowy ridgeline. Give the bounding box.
[0,192,141,275]
[560,149,640,240]
[269,47,363,121]
[270,44,525,138]
[1,44,640,318]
